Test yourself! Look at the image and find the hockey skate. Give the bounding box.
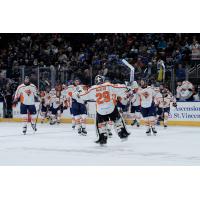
[95,133,107,145]
[81,127,87,136]
[78,128,82,135]
[50,120,56,125]
[136,122,140,127]
[72,125,75,130]
[151,127,157,136]
[23,126,27,135]
[31,123,37,132]
[146,128,151,136]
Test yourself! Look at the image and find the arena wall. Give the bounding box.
[0,102,200,126]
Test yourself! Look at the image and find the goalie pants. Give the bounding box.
[96,106,121,124]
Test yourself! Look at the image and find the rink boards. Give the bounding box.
[0,101,200,126]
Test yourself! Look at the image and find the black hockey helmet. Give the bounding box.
[95,75,105,85]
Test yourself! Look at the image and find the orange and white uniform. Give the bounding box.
[80,83,128,115]
[65,85,75,108]
[155,93,176,108]
[40,91,51,106]
[14,83,37,105]
[138,86,156,108]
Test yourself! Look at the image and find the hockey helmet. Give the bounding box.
[95,75,105,85]
[73,78,81,86]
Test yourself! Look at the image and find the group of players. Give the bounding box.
[13,75,180,145]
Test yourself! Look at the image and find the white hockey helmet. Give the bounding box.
[131,81,139,89]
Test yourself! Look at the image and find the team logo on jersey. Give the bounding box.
[143,91,149,98]
[25,89,31,96]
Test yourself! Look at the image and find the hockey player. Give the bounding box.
[130,81,141,127]
[154,85,162,125]
[13,76,38,134]
[79,75,130,145]
[138,81,157,136]
[101,78,113,138]
[49,90,64,125]
[155,88,177,128]
[116,95,129,119]
[60,84,69,113]
[71,78,88,135]
[40,90,51,123]
[65,84,76,129]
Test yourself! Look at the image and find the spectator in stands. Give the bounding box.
[176,81,196,101]
[176,64,186,81]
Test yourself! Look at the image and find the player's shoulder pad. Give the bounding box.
[17,84,26,90]
[30,83,37,88]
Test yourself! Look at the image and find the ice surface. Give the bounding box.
[0,122,199,165]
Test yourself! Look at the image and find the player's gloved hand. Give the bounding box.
[172,102,177,107]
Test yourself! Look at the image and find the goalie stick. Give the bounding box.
[121,59,135,83]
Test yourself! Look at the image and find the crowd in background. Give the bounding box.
[0,33,200,117]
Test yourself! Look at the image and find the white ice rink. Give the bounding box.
[0,122,199,165]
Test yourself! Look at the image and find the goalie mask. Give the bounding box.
[95,75,105,85]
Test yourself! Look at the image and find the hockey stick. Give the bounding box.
[122,59,135,83]
[94,113,100,139]
[118,109,130,135]
[122,59,135,71]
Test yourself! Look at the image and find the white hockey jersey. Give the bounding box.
[14,83,37,105]
[71,85,88,104]
[155,93,176,108]
[40,91,51,106]
[138,86,156,108]
[50,95,64,109]
[130,88,141,107]
[64,85,75,108]
[80,83,128,115]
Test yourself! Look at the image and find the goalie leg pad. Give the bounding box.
[114,118,129,139]
[97,122,107,134]
[96,122,108,144]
